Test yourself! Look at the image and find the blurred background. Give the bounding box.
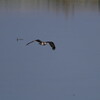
[0,0,100,100]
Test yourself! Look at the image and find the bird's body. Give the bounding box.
[26,39,56,50]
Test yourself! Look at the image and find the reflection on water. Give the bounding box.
[0,0,100,14]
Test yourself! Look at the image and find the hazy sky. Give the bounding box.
[0,1,100,100]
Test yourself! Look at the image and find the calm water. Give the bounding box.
[0,0,100,100]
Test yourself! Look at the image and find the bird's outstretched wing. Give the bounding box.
[26,40,35,46]
[26,39,42,46]
[47,41,56,50]
[35,39,42,43]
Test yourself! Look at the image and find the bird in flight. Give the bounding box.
[17,38,23,42]
[26,39,56,50]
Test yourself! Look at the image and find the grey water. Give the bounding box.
[0,0,100,100]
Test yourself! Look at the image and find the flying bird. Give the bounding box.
[17,38,23,42]
[26,39,56,50]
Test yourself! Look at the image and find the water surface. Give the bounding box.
[0,0,100,100]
